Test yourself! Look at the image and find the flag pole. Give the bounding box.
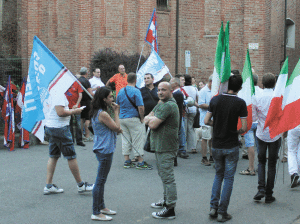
[136,43,145,74]
[69,73,93,100]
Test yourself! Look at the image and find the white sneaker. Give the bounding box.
[44,184,64,195]
[78,182,94,193]
[100,209,117,215]
[91,214,112,221]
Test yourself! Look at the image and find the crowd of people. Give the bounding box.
[41,64,300,222]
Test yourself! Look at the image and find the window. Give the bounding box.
[286,18,295,49]
[157,0,169,11]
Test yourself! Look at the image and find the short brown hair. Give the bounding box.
[262,73,275,88]
[127,72,137,83]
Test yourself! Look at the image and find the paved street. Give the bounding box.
[0,136,300,224]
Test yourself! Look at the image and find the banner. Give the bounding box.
[22,36,77,141]
[136,50,170,88]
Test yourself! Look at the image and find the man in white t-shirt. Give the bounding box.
[89,68,105,94]
[43,93,94,195]
[198,75,213,166]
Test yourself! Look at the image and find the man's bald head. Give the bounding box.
[169,78,180,91]
[158,82,173,102]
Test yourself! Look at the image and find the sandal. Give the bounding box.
[239,168,251,175]
[239,168,256,176]
[191,149,197,154]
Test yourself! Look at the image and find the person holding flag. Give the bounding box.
[2,76,15,151]
[44,93,94,195]
[252,73,281,203]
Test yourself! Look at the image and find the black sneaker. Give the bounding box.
[265,196,276,203]
[209,208,218,218]
[201,158,211,166]
[151,199,166,209]
[77,142,86,147]
[253,191,265,201]
[209,157,214,164]
[124,160,136,169]
[178,152,189,159]
[217,213,232,222]
[152,207,176,219]
[291,173,299,188]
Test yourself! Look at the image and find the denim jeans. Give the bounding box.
[210,146,239,214]
[178,118,186,153]
[93,152,113,215]
[70,114,83,143]
[257,137,281,196]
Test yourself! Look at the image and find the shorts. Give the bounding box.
[202,125,213,140]
[80,100,91,120]
[45,125,77,159]
[244,124,255,147]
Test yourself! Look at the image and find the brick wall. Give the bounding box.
[8,0,300,83]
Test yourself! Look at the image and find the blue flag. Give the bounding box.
[136,50,170,88]
[22,36,77,141]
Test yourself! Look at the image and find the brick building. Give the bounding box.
[1,0,300,83]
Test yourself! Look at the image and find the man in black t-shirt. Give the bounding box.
[204,74,247,222]
[78,67,94,142]
[140,73,159,117]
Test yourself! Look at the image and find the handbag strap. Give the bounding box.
[124,87,138,111]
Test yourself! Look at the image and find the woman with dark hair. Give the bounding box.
[90,87,122,221]
[183,74,199,153]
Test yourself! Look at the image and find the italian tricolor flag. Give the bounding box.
[211,21,231,97]
[264,58,288,132]
[237,50,255,134]
[268,58,300,138]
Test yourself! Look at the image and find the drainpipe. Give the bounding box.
[280,0,287,69]
[175,0,179,74]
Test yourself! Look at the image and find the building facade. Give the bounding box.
[1,0,300,83]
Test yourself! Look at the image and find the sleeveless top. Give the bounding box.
[91,109,117,154]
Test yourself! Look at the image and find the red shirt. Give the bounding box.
[65,82,83,109]
[109,73,128,97]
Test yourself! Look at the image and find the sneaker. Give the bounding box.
[83,136,93,142]
[209,208,218,218]
[209,157,214,164]
[291,173,299,188]
[265,196,276,203]
[91,214,113,221]
[253,191,265,201]
[77,182,94,193]
[178,152,189,159]
[201,158,211,166]
[151,199,166,209]
[136,161,153,170]
[44,184,64,195]
[124,160,136,169]
[77,142,86,147]
[217,213,232,222]
[152,207,176,219]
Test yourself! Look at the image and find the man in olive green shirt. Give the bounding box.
[145,82,179,220]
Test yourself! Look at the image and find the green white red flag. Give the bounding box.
[237,50,255,134]
[211,21,231,97]
[264,58,288,131]
[268,58,300,138]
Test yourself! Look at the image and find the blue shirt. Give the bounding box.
[92,109,117,154]
[117,86,144,119]
[198,85,212,126]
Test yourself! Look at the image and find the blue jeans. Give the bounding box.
[93,152,113,215]
[210,146,239,214]
[178,118,186,153]
[70,114,83,143]
[257,137,281,196]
